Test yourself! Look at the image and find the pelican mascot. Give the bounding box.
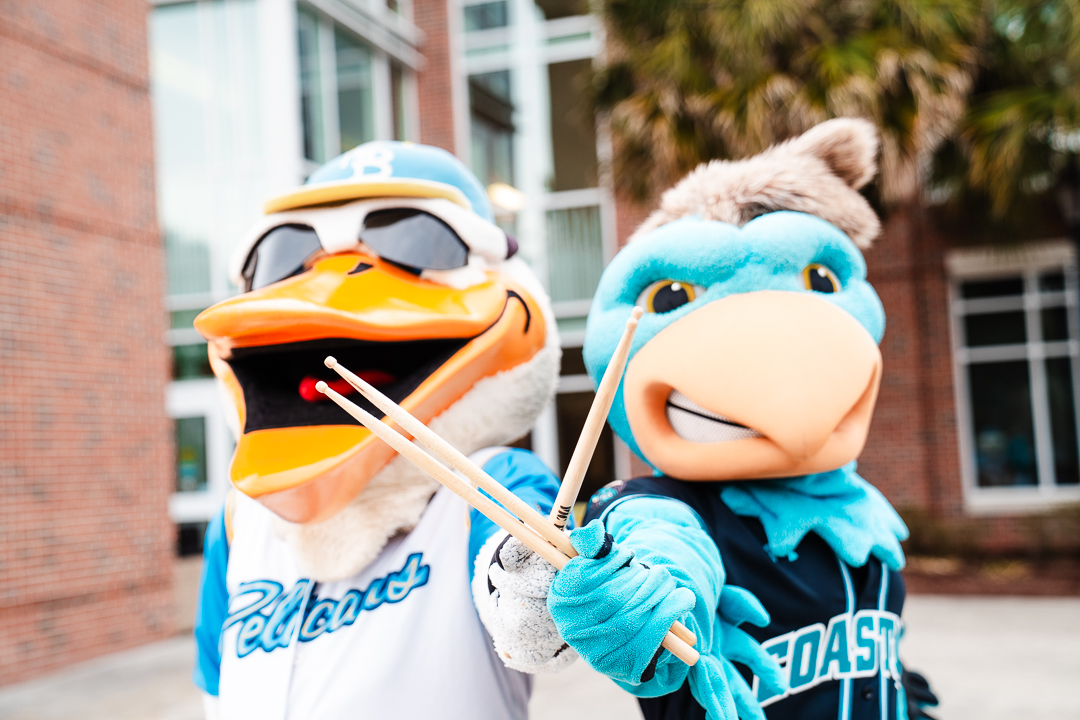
[191,141,782,720]
[190,141,570,719]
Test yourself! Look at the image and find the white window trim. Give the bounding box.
[544,187,600,210]
[462,12,598,72]
[947,239,1080,515]
[167,379,235,524]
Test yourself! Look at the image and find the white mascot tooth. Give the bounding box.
[664,389,763,444]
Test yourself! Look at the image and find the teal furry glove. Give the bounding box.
[687,586,786,720]
[556,501,786,720]
[547,521,696,684]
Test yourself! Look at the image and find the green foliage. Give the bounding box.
[594,0,979,201]
[939,0,1080,222]
[595,0,1080,224]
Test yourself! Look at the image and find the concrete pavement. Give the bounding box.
[1,595,1076,720]
[0,638,203,720]
[901,596,1080,720]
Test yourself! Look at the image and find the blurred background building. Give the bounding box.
[1,2,174,685]
[3,0,1079,689]
[150,0,628,564]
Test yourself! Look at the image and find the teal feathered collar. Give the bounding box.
[719,463,908,570]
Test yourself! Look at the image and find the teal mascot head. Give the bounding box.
[584,119,888,483]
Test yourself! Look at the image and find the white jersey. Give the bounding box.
[218,486,530,720]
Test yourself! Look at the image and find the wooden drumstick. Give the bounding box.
[315,380,699,666]
[325,356,576,559]
[325,355,697,650]
[550,307,644,530]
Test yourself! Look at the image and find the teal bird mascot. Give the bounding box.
[487,119,937,720]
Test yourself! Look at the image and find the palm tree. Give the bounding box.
[593,0,980,203]
[935,0,1080,227]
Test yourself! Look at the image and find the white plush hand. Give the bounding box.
[481,533,578,673]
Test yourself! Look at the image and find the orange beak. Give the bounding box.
[195,252,546,523]
[624,291,881,481]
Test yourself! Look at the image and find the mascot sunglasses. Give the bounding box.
[229,196,510,291]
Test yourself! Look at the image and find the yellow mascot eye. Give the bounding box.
[642,280,697,313]
[802,264,840,293]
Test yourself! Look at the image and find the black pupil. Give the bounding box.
[653,283,691,312]
[808,267,836,293]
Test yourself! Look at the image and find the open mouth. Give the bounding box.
[665,389,763,444]
[227,336,473,432]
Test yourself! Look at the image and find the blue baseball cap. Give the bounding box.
[263,141,495,222]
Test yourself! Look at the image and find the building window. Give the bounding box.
[168,307,214,380]
[299,7,377,163]
[548,59,597,193]
[298,5,415,164]
[546,203,603,303]
[535,0,587,19]
[335,27,376,152]
[469,71,514,186]
[949,243,1080,511]
[176,416,209,493]
[177,522,209,557]
[150,0,265,300]
[464,1,509,31]
[545,59,604,305]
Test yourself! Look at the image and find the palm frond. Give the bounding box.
[592,0,979,203]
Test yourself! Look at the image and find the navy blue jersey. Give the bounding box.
[585,477,906,720]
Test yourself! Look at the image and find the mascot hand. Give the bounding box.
[686,586,786,720]
[902,669,940,719]
[547,520,696,685]
[483,533,579,673]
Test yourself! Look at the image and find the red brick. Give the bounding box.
[0,0,172,687]
[414,0,456,152]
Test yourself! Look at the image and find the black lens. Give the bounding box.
[360,209,469,272]
[243,225,323,292]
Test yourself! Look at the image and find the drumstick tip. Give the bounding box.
[324,356,338,368]
[630,306,644,321]
[315,380,329,393]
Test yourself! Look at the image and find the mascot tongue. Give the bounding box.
[298,372,395,402]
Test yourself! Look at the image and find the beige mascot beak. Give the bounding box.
[625,291,882,480]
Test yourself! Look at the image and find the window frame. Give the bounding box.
[947,239,1080,514]
[166,379,236,524]
[298,1,420,169]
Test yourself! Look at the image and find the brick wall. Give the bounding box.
[858,205,942,512]
[414,0,457,153]
[862,206,1080,555]
[0,1,173,685]
[859,204,966,517]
